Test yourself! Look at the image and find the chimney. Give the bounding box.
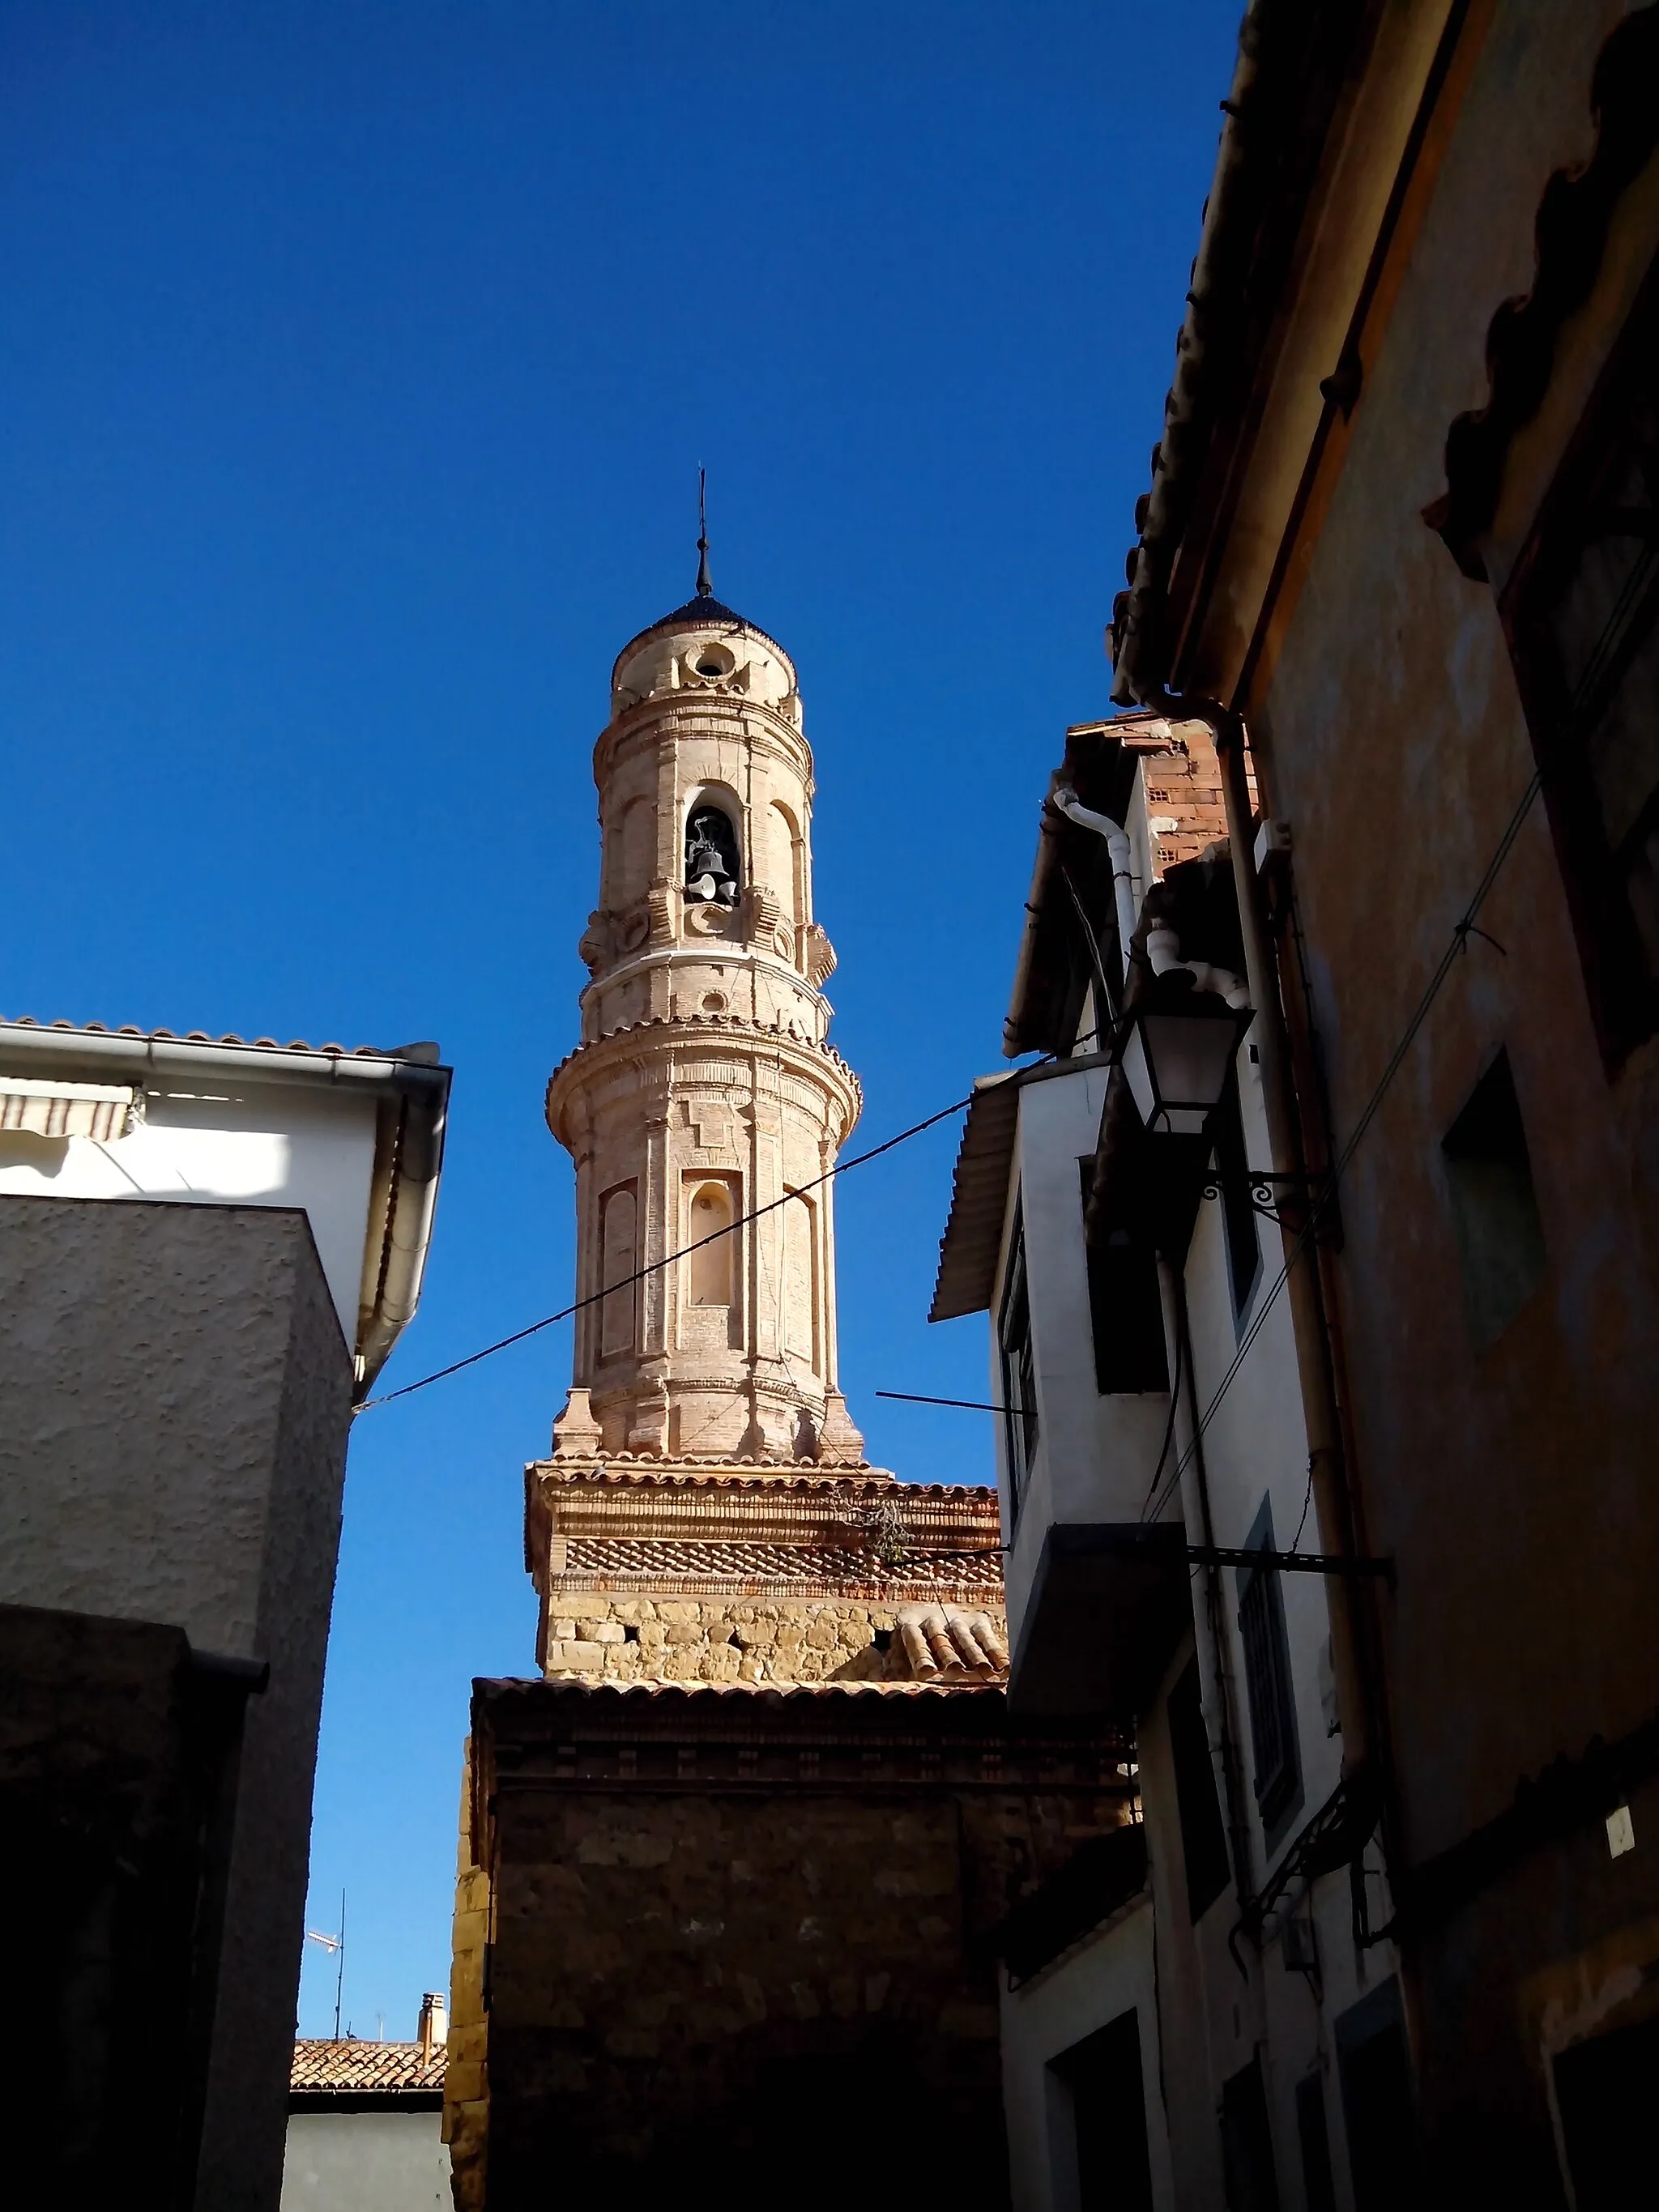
[417,1991,447,2061]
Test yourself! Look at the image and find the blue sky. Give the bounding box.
[1,0,1241,2040]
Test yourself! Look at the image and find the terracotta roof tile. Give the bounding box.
[290,2041,446,2095]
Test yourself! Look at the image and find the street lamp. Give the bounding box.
[1119,986,1254,1136]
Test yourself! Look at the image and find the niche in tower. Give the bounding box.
[684,800,740,907]
[596,1182,638,1362]
[684,1175,742,1351]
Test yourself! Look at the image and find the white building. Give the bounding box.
[933,717,1401,2209]
[0,1014,450,2212]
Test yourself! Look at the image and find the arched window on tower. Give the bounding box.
[688,1181,737,1306]
[684,804,740,907]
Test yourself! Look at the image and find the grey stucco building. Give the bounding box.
[0,1021,450,2211]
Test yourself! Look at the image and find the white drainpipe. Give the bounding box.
[1051,786,1138,983]
[1145,920,1252,1009]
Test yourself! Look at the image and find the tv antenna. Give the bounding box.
[305,1889,347,2039]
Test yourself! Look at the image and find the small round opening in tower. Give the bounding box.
[689,643,736,680]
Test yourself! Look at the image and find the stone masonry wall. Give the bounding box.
[541,1594,1007,1685]
[449,1680,1132,2207]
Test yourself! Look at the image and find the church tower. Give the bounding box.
[544,557,867,1468]
[525,550,1008,1687]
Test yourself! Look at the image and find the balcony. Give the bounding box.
[932,1056,1191,1719]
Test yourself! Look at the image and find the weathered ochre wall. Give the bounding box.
[1179,0,1659,2187]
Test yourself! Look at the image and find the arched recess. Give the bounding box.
[783,1189,820,1372]
[687,1179,737,1307]
[597,1183,638,1361]
[684,786,744,904]
[767,800,806,929]
[616,795,656,903]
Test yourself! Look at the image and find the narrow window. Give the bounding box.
[1441,1051,1546,1347]
[1213,1071,1261,1320]
[1166,1657,1230,1922]
[1504,270,1659,1064]
[1237,1498,1300,1831]
[998,1204,1038,1518]
[688,1180,736,1306]
[1081,1161,1169,1392]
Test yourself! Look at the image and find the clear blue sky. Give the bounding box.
[2,0,1241,2040]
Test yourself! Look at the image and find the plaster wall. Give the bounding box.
[1179,1043,1340,1882]
[1176,0,1659,2180]
[280,2112,448,2211]
[0,1195,353,2212]
[0,1076,377,1347]
[1246,0,1659,1903]
[999,1899,1174,2212]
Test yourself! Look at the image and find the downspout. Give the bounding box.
[1051,787,1139,985]
[1138,688,1386,1803]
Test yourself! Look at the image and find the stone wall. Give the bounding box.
[446,1678,1132,2209]
[541,1594,1007,1686]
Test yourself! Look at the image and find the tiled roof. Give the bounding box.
[612,593,793,680]
[1425,7,1659,578]
[486,1674,1001,1701]
[0,1014,433,1063]
[558,1536,1004,1594]
[535,1460,996,1501]
[290,2041,446,2095]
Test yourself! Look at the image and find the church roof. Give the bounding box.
[612,588,791,677]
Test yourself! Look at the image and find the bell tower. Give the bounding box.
[544,562,867,1468]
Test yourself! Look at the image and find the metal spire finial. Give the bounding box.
[695,466,712,598]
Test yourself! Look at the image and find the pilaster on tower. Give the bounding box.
[544,579,868,1471]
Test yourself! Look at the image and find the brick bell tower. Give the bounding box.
[544,538,868,1469]
[524,533,1009,1687]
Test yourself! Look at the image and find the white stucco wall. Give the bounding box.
[1179,1039,1341,1880]
[992,1063,1173,1640]
[281,2111,449,2211]
[999,1900,1174,2212]
[0,1076,379,1350]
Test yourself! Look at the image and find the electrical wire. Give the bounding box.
[356,1082,992,1413]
